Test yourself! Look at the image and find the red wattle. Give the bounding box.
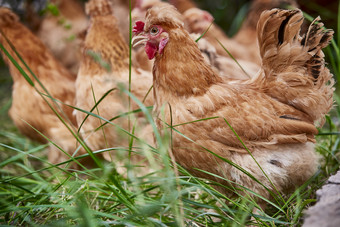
[145,43,157,60]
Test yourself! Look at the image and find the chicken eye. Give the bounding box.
[150,26,159,36]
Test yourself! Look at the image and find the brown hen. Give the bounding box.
[0,7,81,165]
[132,2,334,207]
[75,0,154,166]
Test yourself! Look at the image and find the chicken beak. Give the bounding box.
[131,34,148,47]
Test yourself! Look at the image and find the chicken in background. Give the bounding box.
[37,0,138,74]
[76,0,154,167]
[37,0,88,75]
[132,2,334,210]
[0,7,83,165]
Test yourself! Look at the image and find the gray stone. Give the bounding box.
[328,171,340,184]
[303,170,340,227]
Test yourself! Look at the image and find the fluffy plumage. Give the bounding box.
[76,0,154,163]
[0,7,80,164]
[133,3,334,203]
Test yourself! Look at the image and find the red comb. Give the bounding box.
[133,20,145,34]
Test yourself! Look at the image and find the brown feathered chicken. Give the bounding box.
[132,2,334,207]
[37,0,88,74]
[76,0,153,163]
[0,7,81,164]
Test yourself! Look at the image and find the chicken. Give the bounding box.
[0,7,82,165]
[76,0,153,165]
[132,2,334,207]
[37,0,88,74]
[37,0,137,73]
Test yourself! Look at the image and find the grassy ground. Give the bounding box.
[0,0,340,226]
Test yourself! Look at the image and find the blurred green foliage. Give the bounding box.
[194,0,250,36]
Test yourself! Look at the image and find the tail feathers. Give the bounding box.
[303,18,333,82]
[0,7,19,27]
[301,17,333,52]
[257,9,303,58]
[256,8,334,125]
[85,0,113,17]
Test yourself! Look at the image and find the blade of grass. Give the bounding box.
[215,39,250,78]
[195,21,214,43]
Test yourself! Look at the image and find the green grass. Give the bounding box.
[1,1,340,226]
